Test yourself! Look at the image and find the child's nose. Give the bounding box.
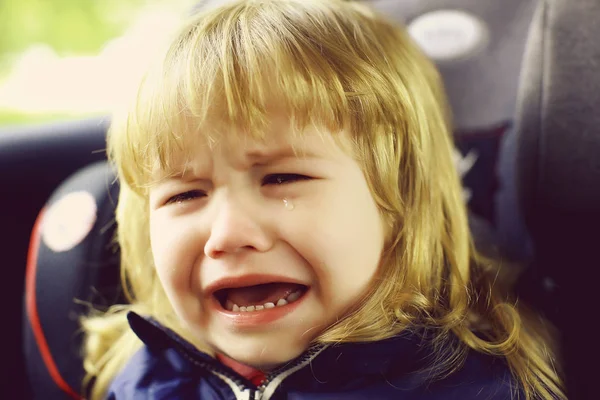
[204,196,273,259]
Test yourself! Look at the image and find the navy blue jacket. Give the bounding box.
[107,312,519,399]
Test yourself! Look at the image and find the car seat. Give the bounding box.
[23,0,596,398]
[514,0,600,398]
[0,117,109,398]
[23,162,122,399]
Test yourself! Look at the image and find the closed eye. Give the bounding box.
[165,190,206,205]
[262,174,311,186]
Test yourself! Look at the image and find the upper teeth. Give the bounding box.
[226,289,304,312]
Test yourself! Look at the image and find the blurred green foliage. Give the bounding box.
[0,0,144,59]
[0,0,190,125]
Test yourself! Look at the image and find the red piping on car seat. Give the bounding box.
[26,208,82,400]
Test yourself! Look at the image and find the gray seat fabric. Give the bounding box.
[517,0,600,218]
[371,0,536,130]
[515,0,600,398]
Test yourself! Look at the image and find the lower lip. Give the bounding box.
[211,290,308,327]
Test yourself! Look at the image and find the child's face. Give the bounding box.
[148,114,385,369]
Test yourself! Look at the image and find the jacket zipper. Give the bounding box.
[169,329,327,400]
[254,345,328,400]
[167,336,252,398]
[209,345,327,400]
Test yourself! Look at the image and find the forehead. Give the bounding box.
[152,113,351,179]
[217,113,349,155]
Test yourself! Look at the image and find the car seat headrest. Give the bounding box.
[372,0,537,130]
[24,161,122,400]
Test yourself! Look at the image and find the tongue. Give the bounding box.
[227,283,302,307]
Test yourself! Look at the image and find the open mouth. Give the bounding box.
[213,282,308,313]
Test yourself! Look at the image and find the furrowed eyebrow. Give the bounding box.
[245,145,316,164]
[150,166,201,186]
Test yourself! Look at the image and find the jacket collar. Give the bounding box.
[127,311,433,387]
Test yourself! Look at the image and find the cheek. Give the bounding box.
[321,184,384,262]
[284,189,384,303]
[327,207,383,294]
[149,215,197,290]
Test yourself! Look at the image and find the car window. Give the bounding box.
[0,0,194,126]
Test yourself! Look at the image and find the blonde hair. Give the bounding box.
[82,1,565,399]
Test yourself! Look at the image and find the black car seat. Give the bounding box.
[0,117,109,398]
[514,0,600,398]
[23,162,122,399]
[23,0,585,398]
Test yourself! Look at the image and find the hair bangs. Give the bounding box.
[110,0,414,194]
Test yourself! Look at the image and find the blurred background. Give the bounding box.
[0,0,197,126]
